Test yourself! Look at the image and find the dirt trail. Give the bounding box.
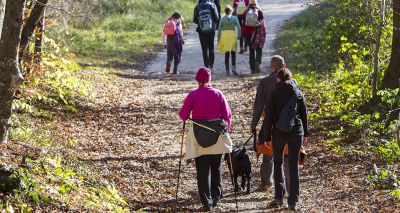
[59,0,397,212]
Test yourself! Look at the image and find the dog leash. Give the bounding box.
[241,134,254,148]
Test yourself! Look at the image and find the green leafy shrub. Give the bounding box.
[14,37,90,115]
[366,164,398,190]
[277,0,398,201]
[2,154,129,212]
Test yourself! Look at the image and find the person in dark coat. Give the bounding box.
[250,55,286,192]
[198,0,221,19]
[262,68,308,211]
[194,0,220,71]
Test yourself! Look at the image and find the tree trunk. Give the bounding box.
[381,0,400,89]
[34,13,45,63]
[0,0,5,38]
[19,0,48,60]
[372,30,382,97]
[397,110,400,147]
[0,0,26,143]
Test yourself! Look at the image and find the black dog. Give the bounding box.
[225,147,252,194]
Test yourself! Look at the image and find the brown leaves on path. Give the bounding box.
[58,70,399,212]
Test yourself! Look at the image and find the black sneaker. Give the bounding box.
[165,63,171,73]
[254,62,261,73]
[173,67,179,74]
[269,199,284,208]
[212,199,218,207]
[288,204,296,211]
[202,205,211,212]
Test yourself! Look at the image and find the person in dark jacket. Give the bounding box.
[250,55,286,192]
[262,68,308,211]
[194,0,220,71]
[198,0,221,19]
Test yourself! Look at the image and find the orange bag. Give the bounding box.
[256,140,306,165]
[256,141,273,156]
[299,146,306,165]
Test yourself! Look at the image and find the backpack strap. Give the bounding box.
[192,121,218,133]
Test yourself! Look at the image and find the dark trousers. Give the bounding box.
[237,16,247,49]
[260,154,274,187]
[224,51,236,70]
[198,32,215,68]
[246,34,262,72]
[166,36,179,72]
[195,154,223,207]
[272,136,302,205]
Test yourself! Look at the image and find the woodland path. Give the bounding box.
[59,0,396,212]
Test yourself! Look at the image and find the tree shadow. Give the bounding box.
[78,154,179,163]
[129,197,195,212]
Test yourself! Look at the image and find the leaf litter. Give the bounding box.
[56,69,399,212]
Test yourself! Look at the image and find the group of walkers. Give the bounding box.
[178,55,308,212]
[163,0,266,75]
[172,0,309,212]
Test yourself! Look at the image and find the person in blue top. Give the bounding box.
[217,5,241,76]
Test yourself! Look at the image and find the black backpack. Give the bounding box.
[275,90,301,132]
[192,119,226,148]
[198,4,215,33]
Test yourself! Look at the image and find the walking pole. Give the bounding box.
[228,152,239,212]
[176,121,186,202]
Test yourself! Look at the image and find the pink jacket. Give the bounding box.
[179,85,232,131]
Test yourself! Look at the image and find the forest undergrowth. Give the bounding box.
[276,0,400,202]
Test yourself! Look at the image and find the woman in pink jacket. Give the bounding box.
[179,67,232,211]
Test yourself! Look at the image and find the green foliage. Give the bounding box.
[393,182,400,201]
[278,0,398,201]
[54,0,231,65]
[53,0,198,65]
[2,153,129,211]
[14,37,90,115]
[370,139,400,164]
[366,164,398,190]
[5,30,126,211]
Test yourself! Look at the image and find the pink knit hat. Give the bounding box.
[195,67,211,83]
